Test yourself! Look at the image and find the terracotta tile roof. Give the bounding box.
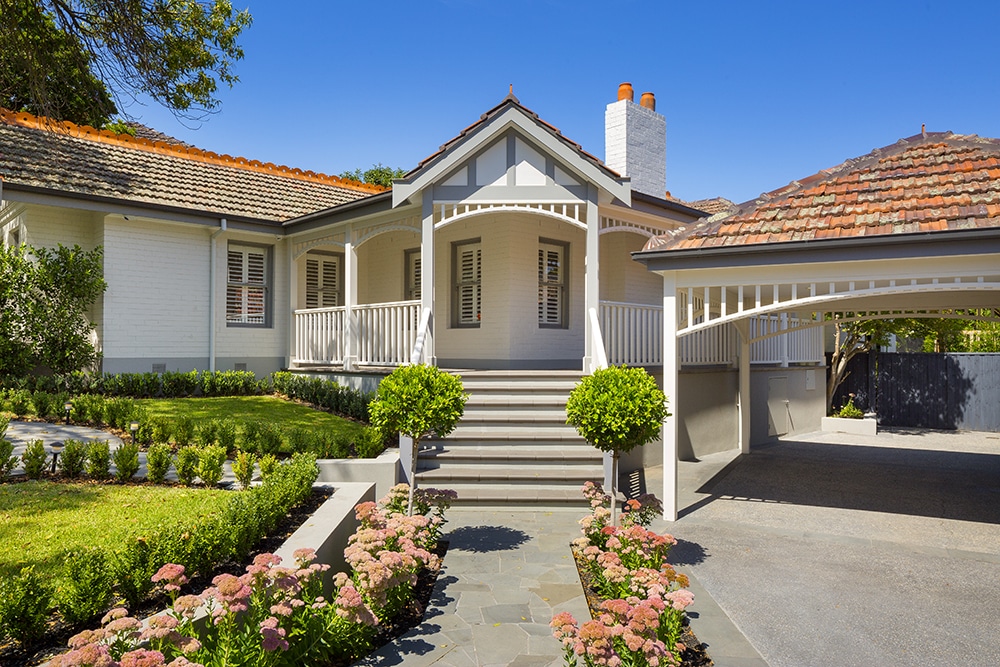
[644,132,1000,252]
[0,109,384,223]
[407,92,622,182]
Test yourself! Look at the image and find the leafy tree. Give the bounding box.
[0,243,107,377]
[566,366,669,526]
[0,0,251,125]
[340,163,408,188]
[827,317,901,415]
[368,364,467,515]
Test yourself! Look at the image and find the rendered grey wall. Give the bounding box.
[750,367,826,443]
[677,369,739,459]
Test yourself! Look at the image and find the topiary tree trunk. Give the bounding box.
[566,365,669,526]
[368,364,467,515]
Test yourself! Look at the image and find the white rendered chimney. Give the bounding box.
[605,82,666,198]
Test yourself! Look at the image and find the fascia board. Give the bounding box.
[392,106,630,208]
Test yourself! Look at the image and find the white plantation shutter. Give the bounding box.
[407,251,422,301]
[305,255,341,308]
[227,244,269,325]
[455,242,481,326]
[538,242,565,327]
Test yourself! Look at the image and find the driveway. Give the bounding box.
[650,428,1000,666]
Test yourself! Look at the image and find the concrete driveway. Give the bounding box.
[650,428,1000,667]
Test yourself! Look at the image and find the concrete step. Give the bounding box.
[464,394,569,408]
[429,482,591,507]
[416,463,601,484]
[447,424,582,440]
[460,408,569,423]
[420,443,598,463]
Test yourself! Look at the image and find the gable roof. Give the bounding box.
[0,109,383,224]
[643,132,1000,253]
[392,93,632,207]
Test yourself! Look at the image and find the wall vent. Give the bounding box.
[234,363,248,372]
[152,363,166,374]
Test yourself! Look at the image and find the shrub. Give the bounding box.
[31,390,54,418]
[355,426,386,459]
[0,439,18,478]
[21,439,48,479]
[834,394,864,419]
[198,445,227,487]
[216,418,238,455]
[314,430,351,459]
[270,371,374,422]
[146,443,173,484]
[104,396,137,430]
[161,369,199,397]
[197,418,220,447]
[175,446,199,485]
[57,548,113,625]
[566,365,668,525]
[9,389,32,416]
[58,439,88,478]
[173,416,196,447]
[71,393,105,424]
[285,426,313,454]
[51,391,70,419]
[113,442,141,481]
[148,416,173,444]
[258,453,279,480]
[86,440,112,479]
[246,419,282,456]
[0,567,53,643]
[231,450,256,489]
[369,364,466,513]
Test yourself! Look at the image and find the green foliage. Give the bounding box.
[0,0,252,123]
[197,418,220,447]
[161,369,199,396]
[285,426,312,454]
[201,369,266,396]
[231,449,256,489]
[244,419,282,456]
[566,366,669,456]
[175,446,200,486]
[85,440,111,480]
[369,364,467,445]
[71,393,105,424]
[57,548,113,625]
[216,418,238,455]
[833,395,865,419]
[9,389,32,416]
[0,244,107,377]
[271,371,373,422]
[0,0,116,127]
[102,119,136,136]
[58,439,88,478]
[146,442,173,484]
[313,429,351,459]
[31,390,54,418]
[197,445,227,487]
[149,415,173,444]
[339,163,407,188]
[0,566,52,643]
[0,439,18,478]
[258,453,279,480]
[112,441,141,481]
[355,426,386,459]
[104,396,138,430]
[173,415,196,447]
[21,439,48,479]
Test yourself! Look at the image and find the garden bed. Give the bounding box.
[571,545,713,667]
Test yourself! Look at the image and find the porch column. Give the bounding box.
[285,239,295,369]
[661,271,679,521]
[583,185,600,372]
[420,194,436,365]
[735,319,751,454]
[344,224,358,371]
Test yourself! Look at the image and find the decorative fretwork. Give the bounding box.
[434,202,586,230]
[353,216,421,247]
[293,231,347,259]
[599,215,671,239]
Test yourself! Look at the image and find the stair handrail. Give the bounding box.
[588,307,609,373]
[409,307,432,365]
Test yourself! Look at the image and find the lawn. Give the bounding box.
[136,395,366,440]
[0,481,232,582]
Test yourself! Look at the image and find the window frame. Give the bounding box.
[451,238,482,328]
[226,242,272,328]
[538,237,569,329]
[405,247,422,301]
[304,250,344,309]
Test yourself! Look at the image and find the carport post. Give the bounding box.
[735,320,751,454]
[662,271,679,521]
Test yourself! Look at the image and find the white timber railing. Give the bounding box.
[356,300,421,366]
[749,315,824,365]
[600,301,662,366]
[293,306,346,365]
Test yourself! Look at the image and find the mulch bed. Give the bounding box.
[571,546,713,667]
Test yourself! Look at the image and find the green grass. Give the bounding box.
[136,396,366,440]
[0,481,232,581]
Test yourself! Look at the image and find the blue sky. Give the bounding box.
[128,0,1000,205]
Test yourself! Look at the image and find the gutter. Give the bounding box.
[209,218,228,371]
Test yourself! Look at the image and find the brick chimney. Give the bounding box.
[605,82,666,198]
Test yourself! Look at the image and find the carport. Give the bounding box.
[636,131,1000,519]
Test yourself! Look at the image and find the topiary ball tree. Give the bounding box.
[566,365,669,526]
[369,364,467,515]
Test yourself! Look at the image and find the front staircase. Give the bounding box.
[415,371,603,508]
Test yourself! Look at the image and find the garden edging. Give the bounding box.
[821,415,878,436]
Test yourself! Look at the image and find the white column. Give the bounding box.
[420,194,436,365]
[344,225,358,371]
[661,271,679,521]
[285,238,294,369]
[583,186,600,372]
[735,319,751,455]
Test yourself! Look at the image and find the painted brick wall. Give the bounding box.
[605,99,667,198]
[599,232,662,304]
[359,229,420,304]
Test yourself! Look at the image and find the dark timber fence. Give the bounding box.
[833,352,1000,432]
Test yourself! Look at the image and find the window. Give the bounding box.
[538,240,567,328]
[452,240,481,327]
[6,226,20,247]
[405,248,421,301]
[305,253,342,308]
[227,243,270,326]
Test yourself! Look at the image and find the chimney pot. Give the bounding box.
[640,92,656,111]
[617,82,634,102]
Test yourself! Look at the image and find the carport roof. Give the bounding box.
[642,131,1000,254]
